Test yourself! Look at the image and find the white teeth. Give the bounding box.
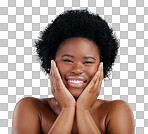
[68,80,84,84]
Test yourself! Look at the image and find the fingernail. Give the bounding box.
[100,62,103,68]
[51,60,54,67]
[97,71,100,76]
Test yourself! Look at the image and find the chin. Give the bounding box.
[68,88,83,98]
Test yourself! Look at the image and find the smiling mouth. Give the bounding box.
[65,79,87,88]
[65,79,86,83]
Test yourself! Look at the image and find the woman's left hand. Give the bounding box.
[76,62,103,111]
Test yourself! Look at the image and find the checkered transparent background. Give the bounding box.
[0,0,148,133]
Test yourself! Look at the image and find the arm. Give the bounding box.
[12,97,42,134]
[48,60,76,134]
[76,108,101,134]
[106,100,135,134]
[48,107,75,134]
[76,62,103,134]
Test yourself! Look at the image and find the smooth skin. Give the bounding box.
[12,38,135,134]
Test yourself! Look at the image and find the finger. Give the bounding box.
[52,61,59,89]
[94,62,103,92]
[51,60,59,91]
[99,63,104,88]
[94,72,101,93]
[51,60,59,80]
[52,60,66,89]
[50,61,55,92]
[98,62,103,81]
[53,60,63,82]
[50,61,53,81]
[50,60,53,82]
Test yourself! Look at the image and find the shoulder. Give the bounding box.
[107,99,132,112]
[17,96,41,105]
[14,97,44,113]
[105,100,135,134]
[12,97,44,134]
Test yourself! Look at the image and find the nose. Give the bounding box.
[70,62,84,75]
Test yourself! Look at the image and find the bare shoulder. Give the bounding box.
[16,97,42,106]
[12,97,45,134]
[107,99,132,112]
[105,100,135,134]
[13,97,44,115]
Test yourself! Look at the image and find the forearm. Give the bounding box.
[48,107,75,134]
[76,108,101,134]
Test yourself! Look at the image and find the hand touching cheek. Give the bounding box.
[50,60,76,109]
[76,62,103,111]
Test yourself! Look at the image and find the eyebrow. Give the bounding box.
[84,56,96,61]
[61,54,74,58]
[61,54,96,60]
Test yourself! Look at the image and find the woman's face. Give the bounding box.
[55,37,100,98]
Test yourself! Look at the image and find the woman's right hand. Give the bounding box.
[50,60,76,109]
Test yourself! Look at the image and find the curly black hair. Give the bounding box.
[35,9,119,78]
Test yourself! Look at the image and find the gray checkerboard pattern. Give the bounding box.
[0,0,148,133]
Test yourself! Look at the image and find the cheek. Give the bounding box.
[55,62,63,74]
[55,61,68,78]
[85,66,98,79]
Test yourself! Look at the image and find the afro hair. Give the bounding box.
[35,9,119,78]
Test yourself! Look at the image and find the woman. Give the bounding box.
[12,9,134,134]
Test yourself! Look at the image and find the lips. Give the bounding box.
[65,76,87,88]
[68,80,85,84]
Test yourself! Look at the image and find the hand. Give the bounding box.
[50,60,76,109]
[76,62,103,111]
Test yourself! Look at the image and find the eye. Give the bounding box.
[83,61,93,64]
[63,59,73,63]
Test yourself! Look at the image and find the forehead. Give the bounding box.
[56,37,99,56]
